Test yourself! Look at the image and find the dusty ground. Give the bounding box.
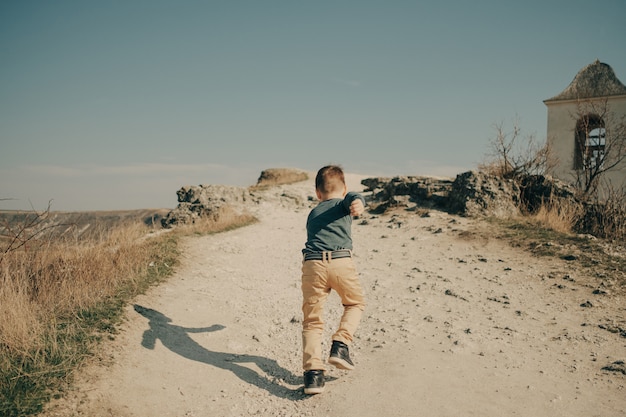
[43,174,626,417]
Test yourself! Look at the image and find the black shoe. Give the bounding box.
[328,340,355,370]
[303,370,325,394]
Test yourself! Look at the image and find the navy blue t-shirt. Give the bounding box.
[303,192,364,254]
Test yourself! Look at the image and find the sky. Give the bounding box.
[1,1,625,211]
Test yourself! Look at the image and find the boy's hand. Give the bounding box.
[349,199,365,217]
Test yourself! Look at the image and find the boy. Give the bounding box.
[301,165,366,395]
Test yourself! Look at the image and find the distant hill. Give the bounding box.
[0,208,171,242]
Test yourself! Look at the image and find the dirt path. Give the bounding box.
[44,175,626,417]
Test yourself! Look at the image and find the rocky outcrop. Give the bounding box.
[162,169,582,227]
[448,171,521,218]
[363,171,521,217]
[161,184,254,228]
[161,168,310,228]
[253,168,308,188]
[362,176,453,213]
[363,171,583,219]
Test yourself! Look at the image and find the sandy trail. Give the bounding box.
[44,175,625,417]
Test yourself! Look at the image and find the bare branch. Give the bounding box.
[0,201,74,265]
[571,98,626,199]
[482,118,554,179]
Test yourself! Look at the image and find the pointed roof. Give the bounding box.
[544,60,626,103]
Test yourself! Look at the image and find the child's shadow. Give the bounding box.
[133,304,307,400]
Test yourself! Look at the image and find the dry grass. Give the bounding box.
[178,206,258,236]
[485,200,626,285]
[0,208,257,416]
[0,221,173,416]
[1,224,149,350]
[528,197,583,234]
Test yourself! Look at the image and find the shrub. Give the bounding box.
[575,185,626,241]
[529,196,583,234]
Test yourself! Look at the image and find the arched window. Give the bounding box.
[586,127,606,169]
[575,115,605,170]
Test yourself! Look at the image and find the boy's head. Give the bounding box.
[315,165,347,199]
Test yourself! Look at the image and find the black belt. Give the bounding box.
[303,250,352,261]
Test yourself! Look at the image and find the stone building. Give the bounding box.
[544,60,626,194]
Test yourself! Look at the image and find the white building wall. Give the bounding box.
[546,95,626,193]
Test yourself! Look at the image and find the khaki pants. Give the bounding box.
[301,256,365,370]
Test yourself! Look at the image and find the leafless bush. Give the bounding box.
[0,201,70,265]
[481,119,556,179]
[575,182,626,241]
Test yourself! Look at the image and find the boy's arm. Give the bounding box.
[344,192,365,217]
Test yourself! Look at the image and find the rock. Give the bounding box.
[161,184,253,228]
[160,168,311,228]
[602,360,626,375]
[448,171,521,218]
[518,175,579,214]
[253,168,308,188]
[160,167,592,235]
[363,171,527,218]
[361,175,453,213]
